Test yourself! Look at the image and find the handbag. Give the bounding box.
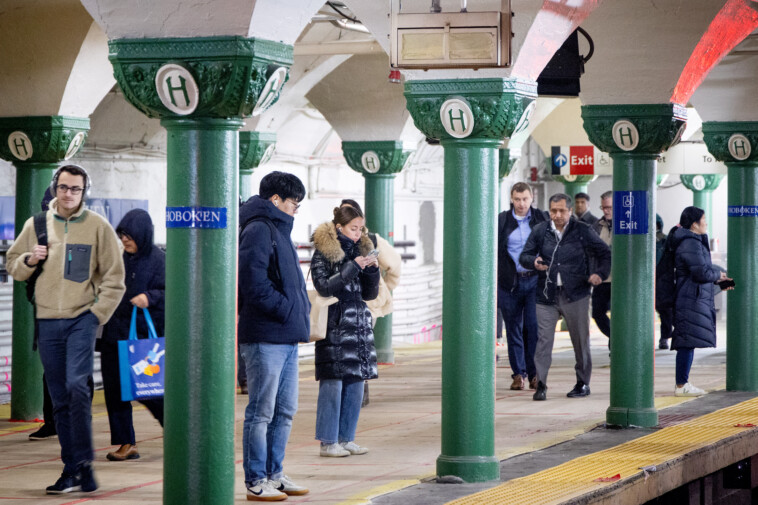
[308,290,338,342]
[118,306,165,401]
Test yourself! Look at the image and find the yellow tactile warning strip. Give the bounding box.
[446,397,758,505]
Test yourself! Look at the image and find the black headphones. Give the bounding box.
[50,164,92,199]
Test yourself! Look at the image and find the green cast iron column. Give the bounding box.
[703,122,758,390]
[552,174,597,199]
[109,36,293,504]
[162,117,241,503]
[405,78,536,481]
[583,104,687,428]
[0,116,89,421]
[239,131,276,201]
[680,174,725,230]
[343,141,411,364]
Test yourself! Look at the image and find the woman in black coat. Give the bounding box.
[311,205,380,458]
[671,206,731,397]
[99,209,165,461]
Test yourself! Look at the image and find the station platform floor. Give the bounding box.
[0,319,740,505]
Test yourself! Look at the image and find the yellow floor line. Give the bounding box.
[445,397,758,505]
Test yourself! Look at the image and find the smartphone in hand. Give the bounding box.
[717,279,735,290]
[368,249,380,258]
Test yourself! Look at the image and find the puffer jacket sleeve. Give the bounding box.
[678,238,720,284]
[311,250,361,297]
[360,265,380,301]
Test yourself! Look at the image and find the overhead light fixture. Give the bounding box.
[390,0,511,70]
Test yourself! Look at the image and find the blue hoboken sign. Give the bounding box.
[728,205,758,217]
[613,190,648,235]
[166,207,227,229]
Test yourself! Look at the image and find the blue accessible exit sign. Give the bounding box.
[613,191,648,235]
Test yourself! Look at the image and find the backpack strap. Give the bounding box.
[28,212,48,350]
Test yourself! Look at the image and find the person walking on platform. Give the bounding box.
[238,172,311,501]
[574,192,598,226]
[519,193,610,401]
[497,182,547,390]
[7,164,125,494]
[591,192,613,343]
[311,206,380,458]
[99,209,165,462]
[670,207,732,397]
[655,215,675,350]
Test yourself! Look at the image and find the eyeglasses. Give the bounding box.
[286,199,301,211]
[56,184,84,195]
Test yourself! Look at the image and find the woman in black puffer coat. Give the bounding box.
[99,209,165,461]
[671,206,731,397]
[311,205,380,458]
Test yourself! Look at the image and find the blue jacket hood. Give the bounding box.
[240,195,294,235]
[116,208,154,259]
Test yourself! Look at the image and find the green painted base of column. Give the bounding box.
[606,407,658,428]
[436,455,500,482]
[374,315,394,364]
[162,118,240,505]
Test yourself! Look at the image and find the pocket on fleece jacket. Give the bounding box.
[64,244,92,283]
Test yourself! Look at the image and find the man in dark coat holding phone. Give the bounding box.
[520,193,611,402]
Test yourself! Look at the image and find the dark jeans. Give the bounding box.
[658,307,674,341]
[676,348,695,385]
[591,282,611,339]
[238,342,247,388]
[100,342,164,445]
[498,275,539,379]
[42,372,94,430]
[37,311,99,474]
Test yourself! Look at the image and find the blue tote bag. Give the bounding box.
[118,306,165,401]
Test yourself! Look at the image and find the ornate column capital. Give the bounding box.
[342,141,412,177]
[702,121,758,165]
[680,174,725,192]
[498,148,518,180]
[239,131,276,173]
[404,78,537,143]
[581,104,687,157]
[0,116,89,164]
[109,36,293,120]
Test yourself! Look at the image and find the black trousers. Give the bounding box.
[658,306,674,341]
[100,342,164,445]
[591,282,611,339]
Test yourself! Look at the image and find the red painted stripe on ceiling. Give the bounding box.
[511,0,603,82]
[671,0,758,105]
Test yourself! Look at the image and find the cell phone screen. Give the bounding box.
[718,279,735,289]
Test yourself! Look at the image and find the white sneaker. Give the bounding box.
[320,442,350,457]
[675,383,706,397]
[270,475,309,496]
[246,479,287,501]
[341,441,369,455]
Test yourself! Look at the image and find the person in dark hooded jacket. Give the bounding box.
[238,172,311,501]
[311,205,380,458]
[670,206,731,397]
[99,208,165,462]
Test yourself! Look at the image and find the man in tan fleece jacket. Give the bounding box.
[7,165,125,495]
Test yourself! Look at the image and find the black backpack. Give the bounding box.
[25,212,48,303]
[655,227,678,311]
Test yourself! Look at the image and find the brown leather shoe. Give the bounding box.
[510,375,525,390]
[529,377,538,390]
[107,444,140,461]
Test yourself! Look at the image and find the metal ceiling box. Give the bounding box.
[390,2,511,69]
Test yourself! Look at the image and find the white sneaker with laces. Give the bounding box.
[246,479,287,501]
[341,441,369,455]
[675,383,706,397]
[270,475,309,496]
[320,442,350,457]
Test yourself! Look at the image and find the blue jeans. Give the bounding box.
[240,342,299,484]
[498,276,539,379]
[676,348,695,385]
[315,378,364,444]
[37,311,99,474]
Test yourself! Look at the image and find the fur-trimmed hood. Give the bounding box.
[312,221,374,263]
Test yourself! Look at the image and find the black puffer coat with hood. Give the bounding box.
[101,209,165,344]
[671,227,720,350]
[311,222,380,382]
